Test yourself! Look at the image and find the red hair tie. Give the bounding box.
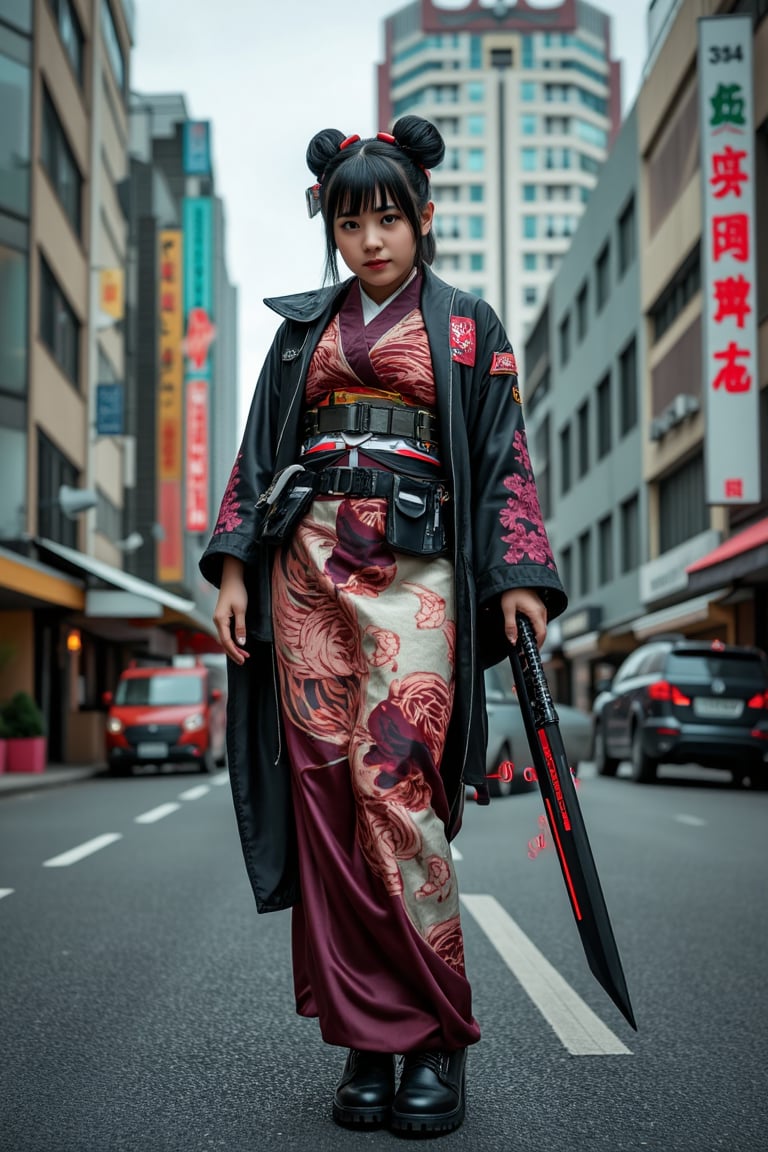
[339,134,361,150]
[376,132,396,144]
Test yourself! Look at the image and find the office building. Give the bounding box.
[377,0,621,360]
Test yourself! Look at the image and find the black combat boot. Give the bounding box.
[390,1048,467,1134]
[332,1048,396,1127]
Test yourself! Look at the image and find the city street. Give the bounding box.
[0,763,766,1152]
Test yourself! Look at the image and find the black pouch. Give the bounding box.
[385,475,449,557]
[256,466,316,546]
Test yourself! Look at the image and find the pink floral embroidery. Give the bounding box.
[499,431,555,568]
[214,455,244,535]
[425,915,466,973]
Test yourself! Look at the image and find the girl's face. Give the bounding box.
[333,192,434,304]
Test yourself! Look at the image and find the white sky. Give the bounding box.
[131,0,650,432]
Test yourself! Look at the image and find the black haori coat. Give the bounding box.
[200,266,567,913]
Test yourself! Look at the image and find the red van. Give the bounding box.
[104,662,226,776]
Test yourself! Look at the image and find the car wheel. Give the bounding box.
[594,723,619,777]
[488,745,515,798]
[630,727,657,783]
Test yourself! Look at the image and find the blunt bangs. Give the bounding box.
[320,145,434,283]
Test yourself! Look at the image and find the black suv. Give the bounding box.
[591,638,768,785]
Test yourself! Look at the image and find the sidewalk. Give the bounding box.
[0,762,104,797]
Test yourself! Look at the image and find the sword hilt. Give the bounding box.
[516,613,558,726]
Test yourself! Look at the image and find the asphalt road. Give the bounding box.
[0,761,766,1152]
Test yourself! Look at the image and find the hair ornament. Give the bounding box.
[339,134,361,150]
[305,182,322,219]
[376,132,396,144]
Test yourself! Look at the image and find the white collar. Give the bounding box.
[359,267,418,326]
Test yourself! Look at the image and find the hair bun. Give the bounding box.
[306,129,347,180]
[391,116,445,170]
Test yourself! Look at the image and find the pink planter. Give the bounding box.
[5,736,47,774]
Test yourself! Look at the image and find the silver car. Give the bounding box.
[483,659,593,797]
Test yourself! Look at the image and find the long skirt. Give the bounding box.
[271,494,481,1054]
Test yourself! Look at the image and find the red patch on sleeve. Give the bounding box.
[450,316,476,366]
[490,351,518,375]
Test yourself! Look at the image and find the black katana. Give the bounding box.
[508,613,637,1031]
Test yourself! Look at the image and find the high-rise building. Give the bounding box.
[377,0,621,362]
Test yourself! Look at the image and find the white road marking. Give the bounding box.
[211,772,230,786]
[674,814,707,827]
[0,889,14,900]
[450,844,463,861]
[43,833,123,868]
[461,893,632,1056]
[134,802,181,824]
[178,785,210,801]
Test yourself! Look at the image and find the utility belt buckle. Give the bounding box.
[321,466,373,497]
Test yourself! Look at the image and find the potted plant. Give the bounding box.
[2,691,47,774]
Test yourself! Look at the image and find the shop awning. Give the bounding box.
[36,538,196,618]
[629,589,730,640]
[0,544,85,611]
[686,516,768,593]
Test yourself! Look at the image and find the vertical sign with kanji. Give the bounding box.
[698,17,760,504]
[157,230,184,582]
[182,198,215,533]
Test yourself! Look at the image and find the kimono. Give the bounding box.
[200,266,567,1053]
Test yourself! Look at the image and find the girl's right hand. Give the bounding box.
[213,557,250,664]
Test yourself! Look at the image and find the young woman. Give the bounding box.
[200,116,567,1137]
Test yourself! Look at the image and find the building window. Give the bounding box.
[434,184,460,203]
[41,88,82,236]
[576,281,588,340]
[522,215,537,239]
[578,529,591,595]
[96,486,122,542]
[595,242,610,311]
[577,400,589,477]
[598,515,613,585]
[434,116,459,136]
[520,80,537,101]
[617,195,636,277]
[0,49,31,217]
[650,246,700,342]
[620,493,640,574]
[579,153,600,175]
[523,286,538,306]
[39,257,80,386]
[559,313,570,366]
[659,452,707,553]
[534,413,551,519]
[470,252,485,271]
[545,147,571,169]
[559,544,572,594]
[434,214,460,239]
[48,0,85,86]
[521,114,537,135]
[619,337,638,436]
[521,148,537,171]
[576,119,607,148]
[523,252,537,271]
[522,183,537,201]
[468,183,484,201]
[101,0,126,93]
[560,424,571,495]
[467,215,484,239]
[596,373,611,459]
[490,47,514,68]
[466,80,485,100]
[37,429,78,547]
[0,244,28,395]
[467,148,484,171]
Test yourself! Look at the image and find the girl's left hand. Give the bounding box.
[501,588,547,650]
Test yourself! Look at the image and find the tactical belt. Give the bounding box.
[309,466,397,498]
[304,402,438,443]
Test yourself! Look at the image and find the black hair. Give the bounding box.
[305,116,446,284]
